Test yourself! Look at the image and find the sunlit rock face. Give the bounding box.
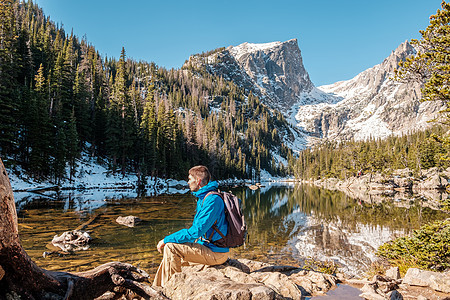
[294,41,445,142]
[228,39,314,110]
[184,39,316,112]
[187,40,446,147]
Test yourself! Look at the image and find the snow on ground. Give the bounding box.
[6,150,294,211]
[346,104,393,140]
[6,152,190,210]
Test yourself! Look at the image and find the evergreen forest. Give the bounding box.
[290,126,450,180]
[0,0,292,183]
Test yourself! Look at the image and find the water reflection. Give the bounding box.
[235,184,448,276]
[17,183,447,278]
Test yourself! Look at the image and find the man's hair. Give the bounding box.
[189,165,211,187]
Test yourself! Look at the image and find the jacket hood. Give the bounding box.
[192,181,219,199]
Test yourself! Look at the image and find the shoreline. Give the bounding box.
[300,167,450,211]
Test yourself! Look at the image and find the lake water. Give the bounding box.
[17,183,448,282]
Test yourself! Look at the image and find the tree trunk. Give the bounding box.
[0,158,166,299]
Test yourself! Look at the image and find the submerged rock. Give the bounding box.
[51,230,91,252]
[162,259,339,299]
[116,215,142,227]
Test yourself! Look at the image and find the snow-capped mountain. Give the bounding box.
[296,41,444,141]
[227,39,315,110]
[184,39,335,113]
[185,39,445,147]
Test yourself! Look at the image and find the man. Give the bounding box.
[153,165,229,287]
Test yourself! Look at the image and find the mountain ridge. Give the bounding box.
[190,39,446,146]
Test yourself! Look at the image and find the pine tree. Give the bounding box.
[140,86,157,176]
[0,0,19,156]
[27,63,52,179]
[66,109,79,181]
[395,1,450,161]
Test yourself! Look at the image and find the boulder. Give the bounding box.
[51,230,91,252]
[385,266,401,280]
[288,269,338,295]
[116,215,141,227]
[387,289,403,300]
[403,268,450,293]
[250,272,304,299]
[163,265,277,300]
[393,177,413,189]
[414,168,448,190]
[162,259,339,299]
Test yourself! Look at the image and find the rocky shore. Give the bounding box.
[144,259,450,300]
[303,167,450,209]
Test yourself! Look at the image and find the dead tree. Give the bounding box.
[0,159,166,299]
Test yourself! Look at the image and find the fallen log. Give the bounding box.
[0,158,165,299]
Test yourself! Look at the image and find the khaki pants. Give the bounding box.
[153,242,229,287]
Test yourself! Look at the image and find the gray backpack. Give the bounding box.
[204,191,247,248]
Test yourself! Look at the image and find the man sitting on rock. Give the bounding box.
[153,165,229,287]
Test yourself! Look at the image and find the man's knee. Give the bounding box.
[164,242,176,254]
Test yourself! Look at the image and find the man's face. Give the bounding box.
[188,174,201,192]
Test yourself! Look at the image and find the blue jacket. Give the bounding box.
[163,181,229,253]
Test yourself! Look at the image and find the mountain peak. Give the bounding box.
[394,40,414,55]
[228,39,298,60]
[224,38,313,110]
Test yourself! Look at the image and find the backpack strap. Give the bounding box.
[203,191,221,205]
[202,191,226,243]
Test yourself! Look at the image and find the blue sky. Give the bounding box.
[33,0,442,86]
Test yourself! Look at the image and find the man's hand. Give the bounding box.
[157,239,165,253]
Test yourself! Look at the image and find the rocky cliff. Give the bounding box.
[185,40,446,146]
[184,39,325,112]
[295,41,445,141]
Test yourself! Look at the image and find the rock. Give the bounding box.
[393,177,413,189]
[222,266,259,284]
[289,269,338,295]
[417,295,428,300]
[414,168,447,190]
[403,268,450,293]
[116,215,141,227]
[359,291,386,300]
[387,289,403,300]
[250,272,304,299]
[372,274,389,282]
[248,185,259,190]
[235,259,272,272]
[361,282,378,294]
[378,281,398,294]
[162,259,339,299]
[51,230,91,252]
[385,267,401,280]
[360,277,400,300]
[163,267,276,300]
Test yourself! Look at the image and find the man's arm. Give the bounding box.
[163,194,223,244]
[157,239,165,253]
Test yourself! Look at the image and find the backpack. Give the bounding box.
[203,191,247,248]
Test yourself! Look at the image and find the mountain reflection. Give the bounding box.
[234,183,447,276]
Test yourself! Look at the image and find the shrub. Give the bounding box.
[376,219,450,274]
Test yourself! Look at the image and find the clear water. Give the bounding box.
[17,183,447,281]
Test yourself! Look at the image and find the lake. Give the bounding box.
[16,183,448,281]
